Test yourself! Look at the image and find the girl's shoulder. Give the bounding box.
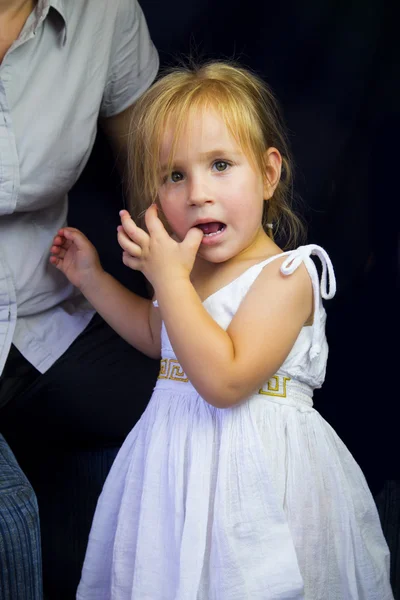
[251,244,336,300]
[204,244,336,328]
[195,245,336,313]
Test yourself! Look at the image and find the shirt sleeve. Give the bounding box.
[100,0,159,118]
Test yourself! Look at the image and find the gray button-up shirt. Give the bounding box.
[0,0,159,376]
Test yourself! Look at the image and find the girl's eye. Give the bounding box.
[170,171,183,183]
[213,161,229,172]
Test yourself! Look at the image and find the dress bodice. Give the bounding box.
[158,244,336,393]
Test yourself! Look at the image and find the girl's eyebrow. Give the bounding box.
[160,162,181,174]
[199,149,241,160]
[160,149,240,172]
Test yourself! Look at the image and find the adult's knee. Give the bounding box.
[0,434,43,600]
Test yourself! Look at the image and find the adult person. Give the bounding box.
[0,0,159,597]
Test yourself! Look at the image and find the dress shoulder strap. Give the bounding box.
[257,245,336,359]
[256,245,335,295]
[279,244,336,298]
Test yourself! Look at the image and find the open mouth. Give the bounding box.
[195,222,226,237]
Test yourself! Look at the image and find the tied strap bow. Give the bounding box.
[280,244,336,359]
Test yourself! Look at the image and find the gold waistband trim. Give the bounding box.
[158,358,291,397]
[158,358,189,382]
[258,375,291,398]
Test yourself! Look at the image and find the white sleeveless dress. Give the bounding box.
[77,245,393,600]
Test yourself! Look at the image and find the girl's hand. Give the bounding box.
[117,206,203,288]
[50,227,103,291]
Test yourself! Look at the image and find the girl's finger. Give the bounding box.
[123,241,142,257]
[119,211,137,237]
[118,228,146,256]
[60,228,90,249]
[50,244,68,258]
[122,252,142,271]
[51,236,73,253]
[52,235,65,247]
[119,214,149,247]
[144,204,166,237]
[182,226,204,255]
[49,253,66,267]
[49,255,60,266]
[58,226,82,236]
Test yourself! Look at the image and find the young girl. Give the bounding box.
[50,62,393,600]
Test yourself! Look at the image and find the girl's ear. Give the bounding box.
[263,148,282,199]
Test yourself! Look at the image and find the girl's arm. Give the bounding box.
[50,227,161,359]
[119,208,312,408]
[156,262,312,408]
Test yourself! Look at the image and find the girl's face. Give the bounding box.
[158,108,280,264]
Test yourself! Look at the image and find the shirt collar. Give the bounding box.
[33,0,68,45]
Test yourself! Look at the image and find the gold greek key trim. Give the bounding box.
[158,360,290,397]
[259,375,291,398]
[158,358,189,383]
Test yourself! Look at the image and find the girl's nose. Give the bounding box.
[188,177,213,206]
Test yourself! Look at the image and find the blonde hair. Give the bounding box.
[127,60,305,249]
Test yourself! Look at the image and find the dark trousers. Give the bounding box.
[0,314,159,599]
